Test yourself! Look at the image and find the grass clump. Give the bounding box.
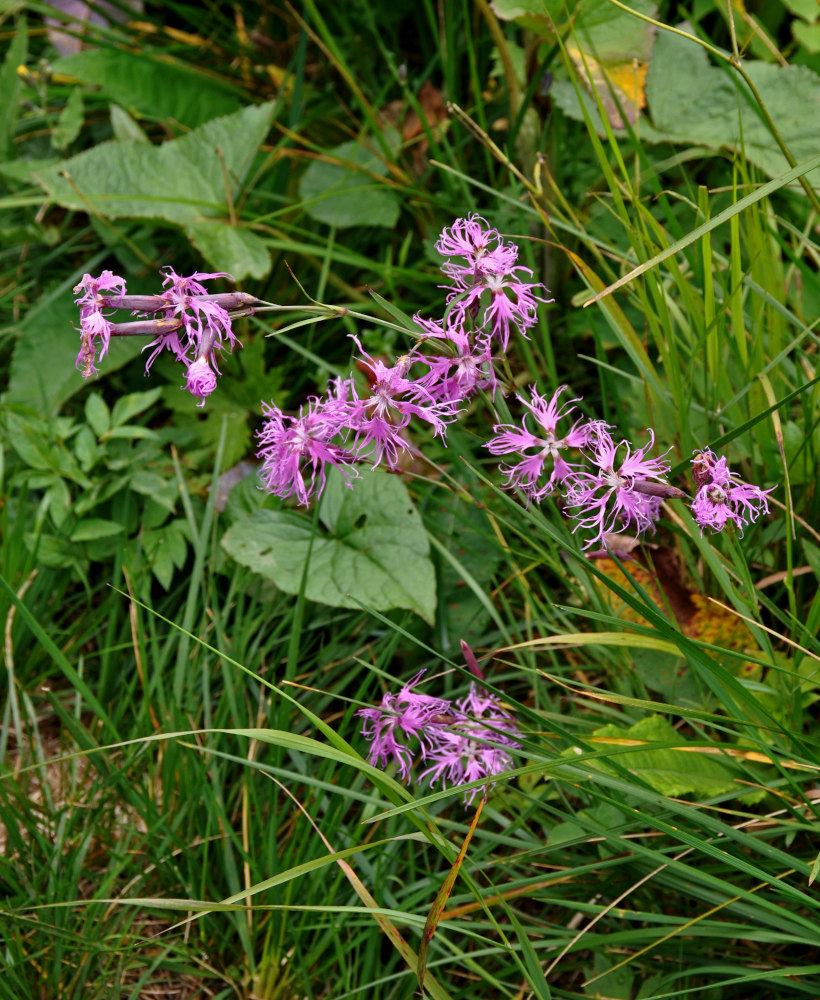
[1,2,820,998]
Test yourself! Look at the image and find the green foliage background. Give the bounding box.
[1,1,820,998]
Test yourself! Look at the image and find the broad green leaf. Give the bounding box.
[46,477,72,531]
[633,649,701,705]
[185,221,271,280]
[143,522,188,589]
[549,803,626,846]
[299,140,401,229]
[73,424,98,470]
[131,470,178,510]
[645,25,820,185]
[70,518,125,541]
[221,469,437,623]
[550,19,820,188]
[31,103,275,278]
[24,531,84,570]
[587,714,739,798]
[585,955,634,999]
[52,87,84,151]
[782,0,819,21]
[491,0,553,34]
[794,20,820,53]
[49,48,242,129]
[105,426,159,440]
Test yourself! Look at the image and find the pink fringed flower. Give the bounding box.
[690,448,773,534]
[74,266,250,406]
[159,267,239,364]
[412,314,496,403]
[436,214,553,351]
[357,674,521,801]
[420,683,521,804]
[356,671,452,782]
[348,340,460,467]
[446,264,549,352]
[257,393,358,507]
[435,214,519,284]
[74,270,127,377]
[487,385,596,502]
[566,428,673,549]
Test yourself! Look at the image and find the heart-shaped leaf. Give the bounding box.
[221,469,437,623]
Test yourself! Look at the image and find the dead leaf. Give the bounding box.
[381,81,447,174]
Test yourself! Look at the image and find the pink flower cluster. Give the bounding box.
[74,220,775,545]
[357,671,521,805]
[690,449,773,534]
[258,215,552,505]
[487,384,773,547]
[74,267,253,406]
[486,385,680,549]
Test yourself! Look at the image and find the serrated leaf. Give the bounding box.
[589,715,739,798]
[143,522,188,589]
[105,426,159,440]
[24,532,83,570]
[299,140,400,229]
[131,469,177,510]
[165,522,189,568]
[645,25,820,186]
[4,410,90,485]
[5,411,62,472]
[31,103,275,278]
[52,87,84,151]
[184,220,271,279]
[221,469,437,623]
[46,478,72,531]
[145,531,175,589]
[70,518,125,541]
[49,48,242,129]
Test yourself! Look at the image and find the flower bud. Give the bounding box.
[185,357,217,407]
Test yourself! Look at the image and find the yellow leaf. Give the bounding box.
[566,47,648,128]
